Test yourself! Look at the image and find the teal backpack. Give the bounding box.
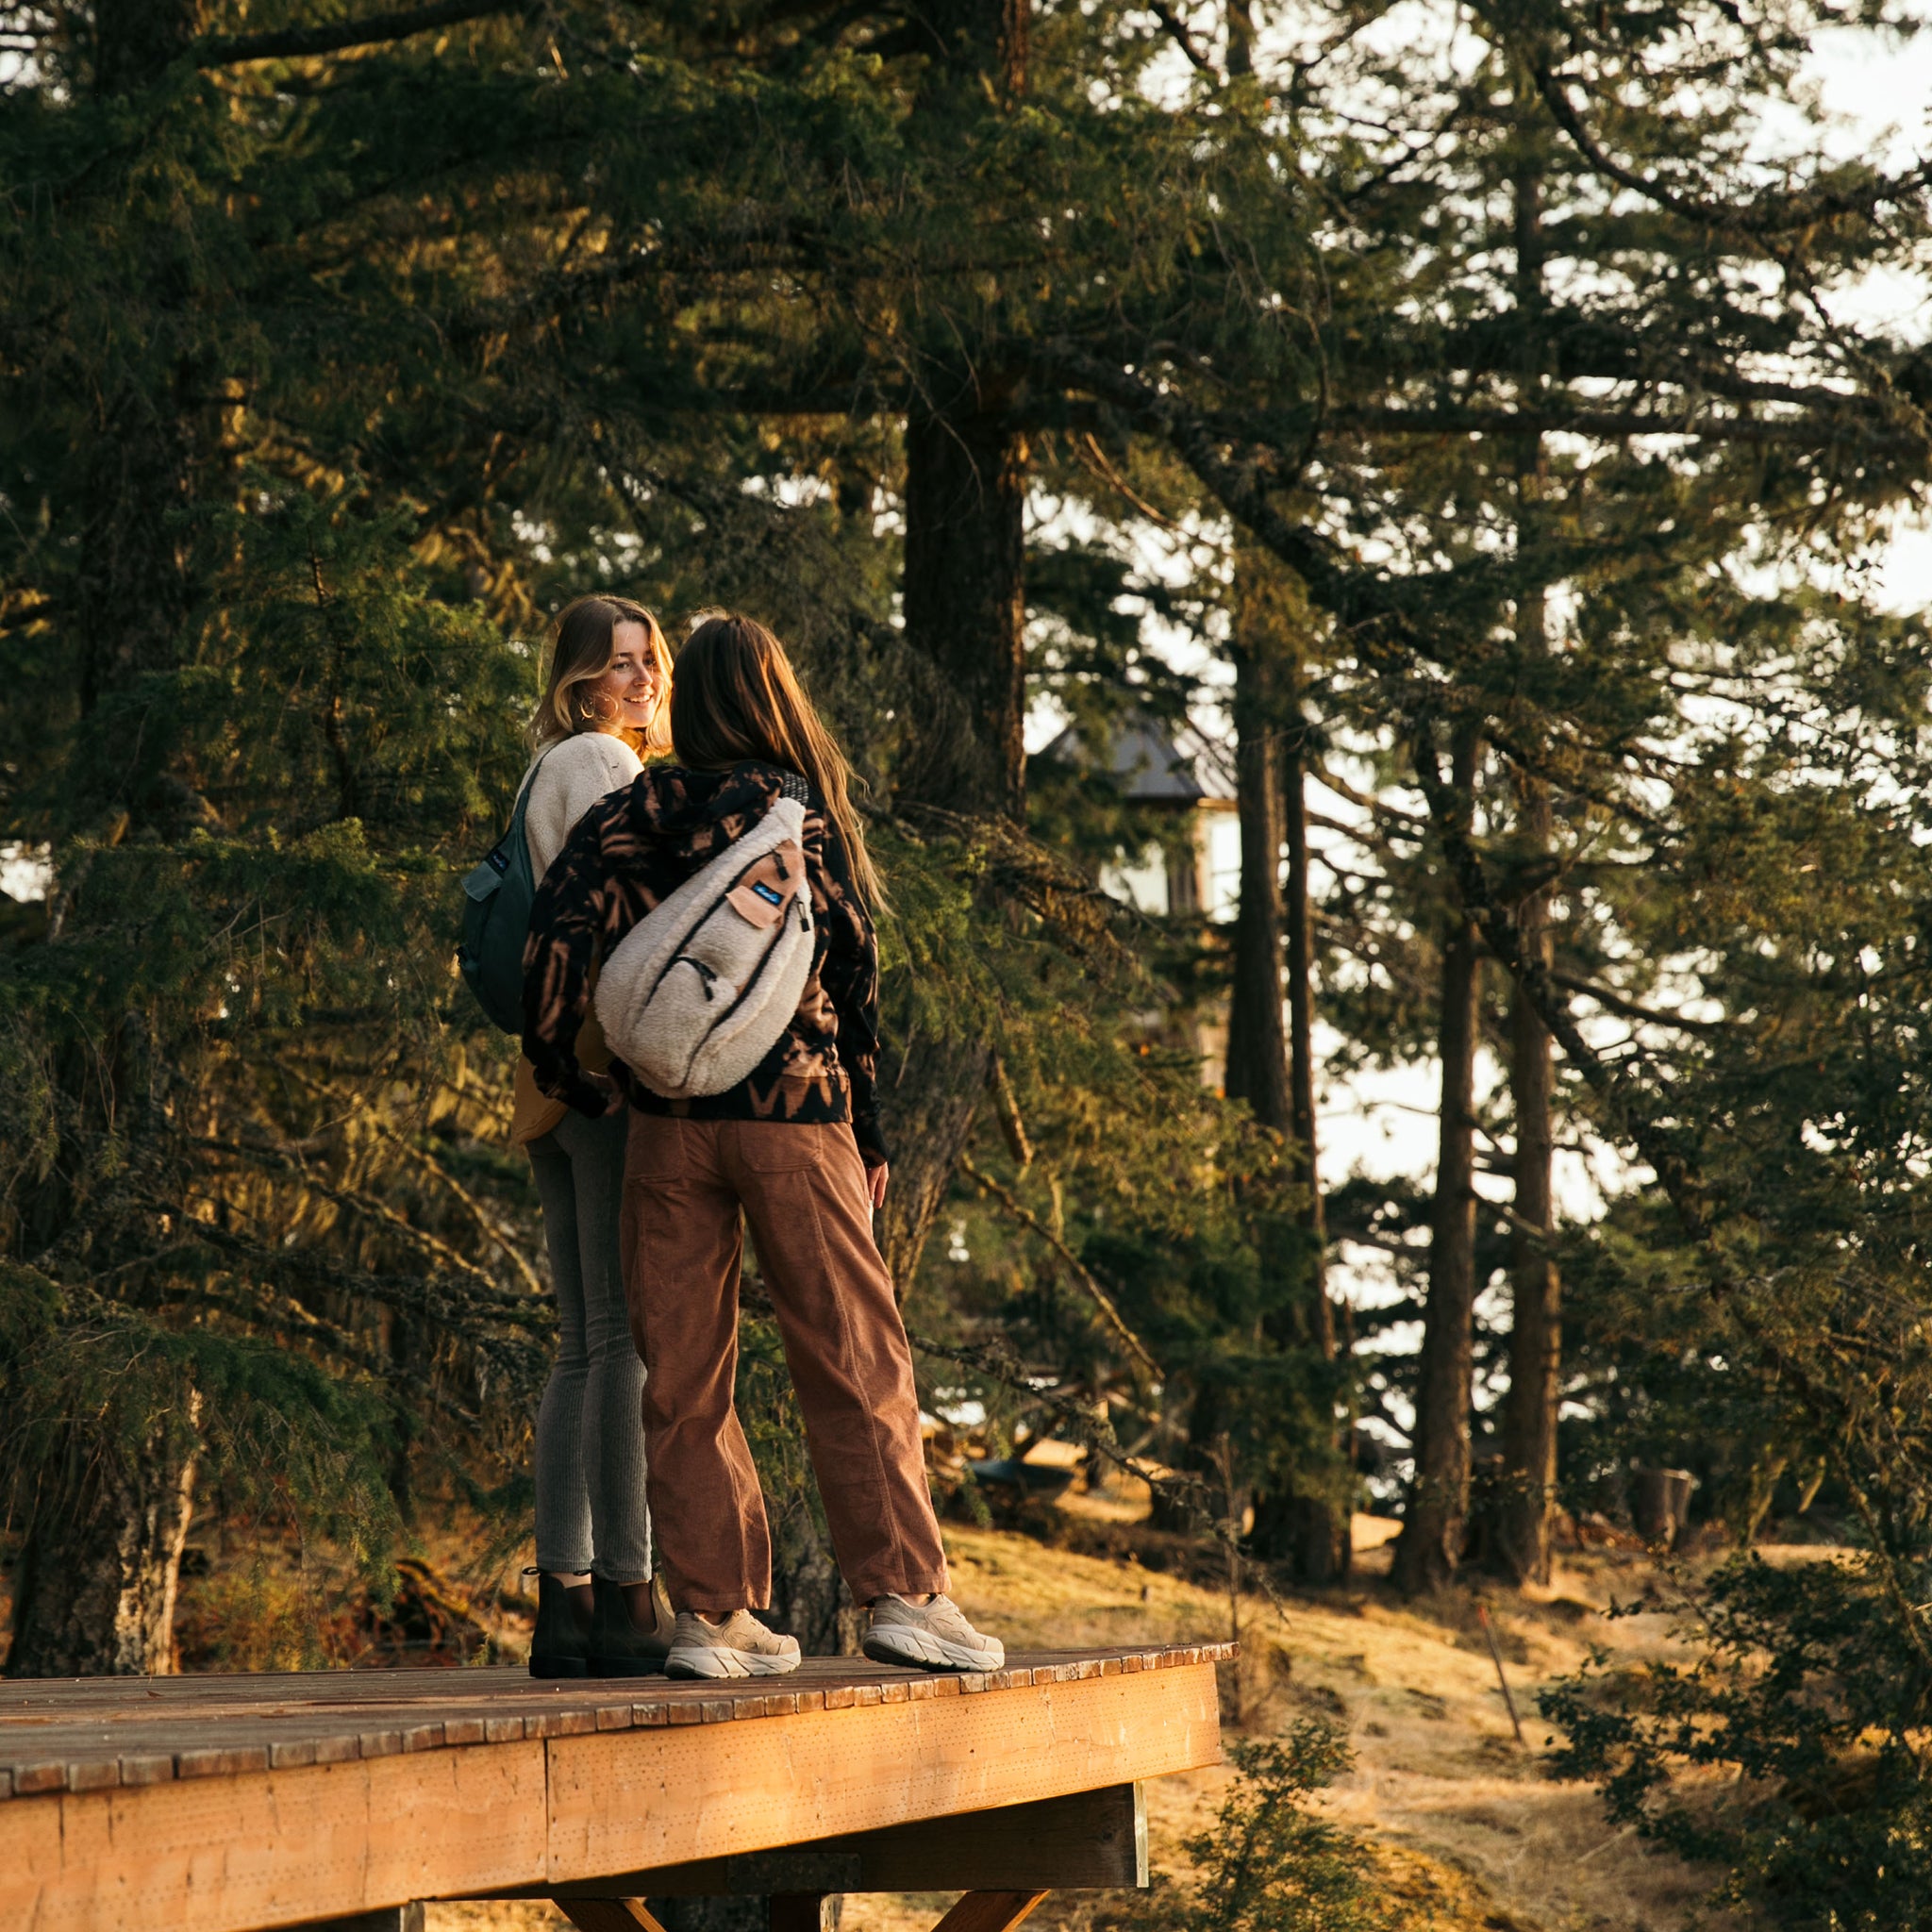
[458,750,553,1034]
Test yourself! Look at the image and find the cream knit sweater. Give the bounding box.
[522,730,644,883]
[511,730,643,1146]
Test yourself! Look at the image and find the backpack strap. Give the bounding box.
[460,742,567,1037]
[508,741,561,838]
[777,771,811,807]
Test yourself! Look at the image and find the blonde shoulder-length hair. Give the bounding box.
[532,595,675,755]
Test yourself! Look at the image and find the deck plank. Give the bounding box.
[0,1648,1229,1796]
[0,1646,1227,1932]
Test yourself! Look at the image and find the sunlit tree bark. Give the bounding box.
[1393,725,1483,1595]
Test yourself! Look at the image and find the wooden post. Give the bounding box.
[768,1897,837,1932]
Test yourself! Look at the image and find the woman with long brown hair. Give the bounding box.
[524,613,1003,1680]
[516,595,675,1679]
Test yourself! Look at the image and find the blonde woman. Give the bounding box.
[525,614,1004,1681]
[517,595,675,1678]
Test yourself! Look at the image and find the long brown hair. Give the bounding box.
[672,614,883,908]
[533,595,674,754]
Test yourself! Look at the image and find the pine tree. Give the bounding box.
[1055,0,1932,1592]
[1,0,1340,1663]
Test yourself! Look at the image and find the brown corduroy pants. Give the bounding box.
[618,1112,950,1614]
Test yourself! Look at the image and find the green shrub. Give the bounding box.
[1111,1726,1407,1932]
[1543,1552,1932,1930]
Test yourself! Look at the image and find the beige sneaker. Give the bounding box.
[664,1609,802,1680]
[862,1593,1004,1672]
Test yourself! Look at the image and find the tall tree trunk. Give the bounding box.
[910,0,1029,90]
[92,0,203,96]
[1392,726,1483,1596]
[8,1383,202,1676]
[1225,0,1256,75]
[1278,714,1349,1583]
[1224,563,1291,1130]
[1224,569,1290,1542]
[876,410,1024,1285]
[1226,559,1348,1582]
[896,406,1028,823]
[875,0,1030,1289]
[1494,154,1562,1586]
[1495,798,1559,1584]
[8,0,217,1683]
[80,0,208,725]
[76,384,201,721]
[896,0,1027,824]
[1284,724,1329,1342]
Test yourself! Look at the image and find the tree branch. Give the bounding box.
[959,1154,1163,1379]
[196,0,520,67]
[1145,0,1215,75]
[1328,400,1917,454]
[1407,718,1717,1249]
[1036,341,1446,657]
[1551,969,1729,1036]
[1530,58,1932,243]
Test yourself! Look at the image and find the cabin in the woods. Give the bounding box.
[1038,716,1239,920]
[1039,715,1241,1087]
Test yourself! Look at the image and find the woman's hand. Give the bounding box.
[866,1160,890,1210]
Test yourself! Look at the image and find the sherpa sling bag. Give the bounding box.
[457,747,556,1034]
[592,791,814,1099]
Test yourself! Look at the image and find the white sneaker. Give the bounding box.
[664,1609,802,1679]
[862,1593,1005,1672]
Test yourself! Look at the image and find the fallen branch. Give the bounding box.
[1476,1602,1526,1746]
[905,1326,1195,1512]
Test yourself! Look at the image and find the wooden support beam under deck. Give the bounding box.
[538,1783,1150,1899]
[931,1893,1052,1932]
[557,1905,672,1932]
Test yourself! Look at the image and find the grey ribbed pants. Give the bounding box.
[528,1108,653,1578]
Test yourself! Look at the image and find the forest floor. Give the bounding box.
[415,1472,1751,1932]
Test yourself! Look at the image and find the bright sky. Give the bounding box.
[1808,25,1932,612]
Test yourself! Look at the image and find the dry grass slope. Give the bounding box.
[425,1520,1730,1932]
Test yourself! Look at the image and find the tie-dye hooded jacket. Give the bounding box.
[520,759,887,1165]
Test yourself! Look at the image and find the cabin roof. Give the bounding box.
[1040,715,1235,806]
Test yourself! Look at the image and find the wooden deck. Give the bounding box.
[1,1642,1230,1932]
